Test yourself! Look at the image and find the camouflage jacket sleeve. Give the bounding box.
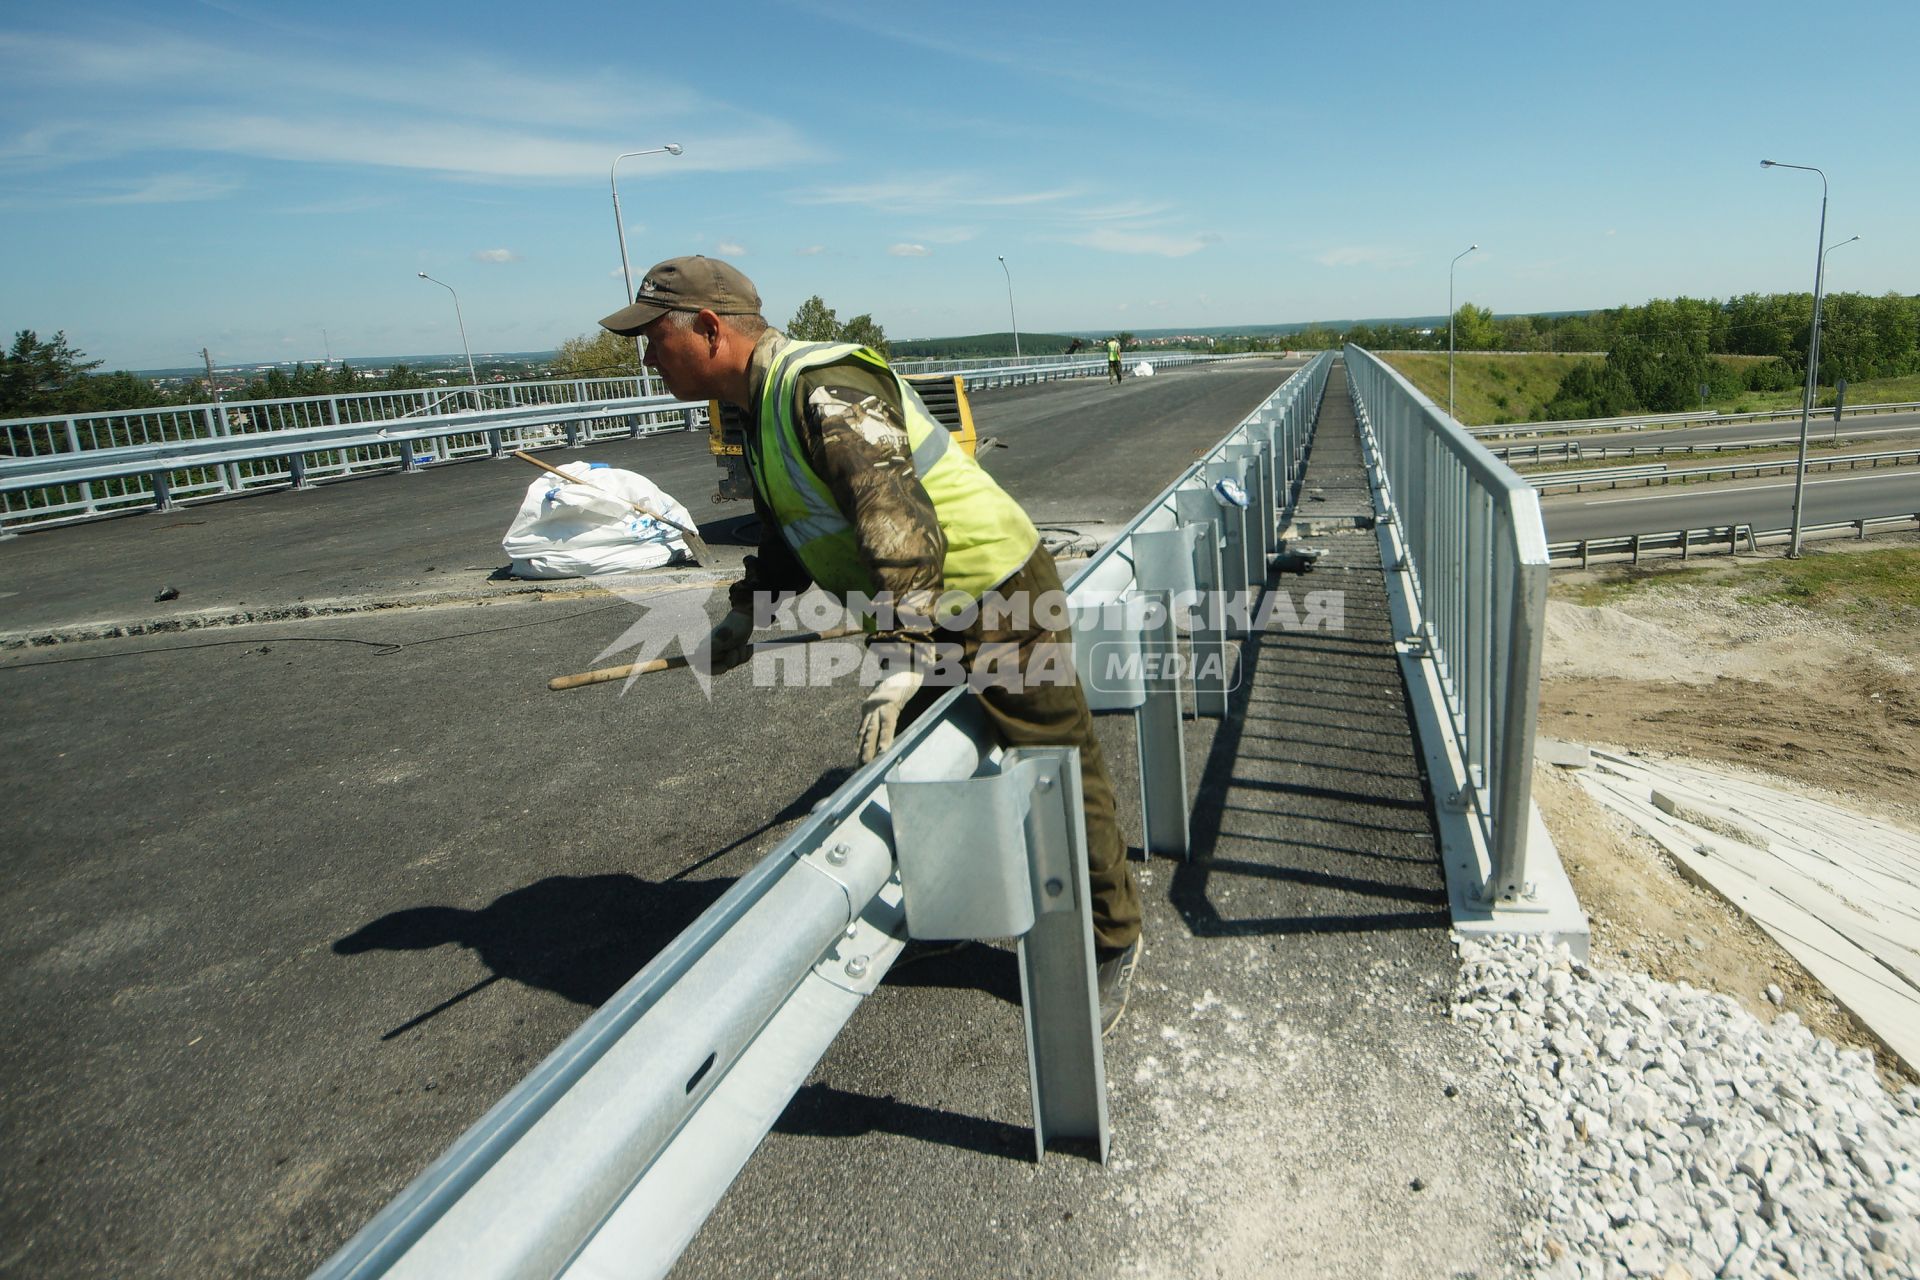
[728,486,814,618]
[795,367,946,658]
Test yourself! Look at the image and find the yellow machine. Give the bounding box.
[707,373,979,504]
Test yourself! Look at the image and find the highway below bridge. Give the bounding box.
[1540,468,1920,544]
[0,356,1533,1278]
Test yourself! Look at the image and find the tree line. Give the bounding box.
[1233,291,1920,419]
[16,288,1916,423]
[0,329,448,420]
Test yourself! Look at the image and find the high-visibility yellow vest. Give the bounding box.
[1107,340,1120,360]
[749,341,1038,605]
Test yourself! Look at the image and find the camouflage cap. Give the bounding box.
[599,256,763,335]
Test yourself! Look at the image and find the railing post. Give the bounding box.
[890,747,1109,1160]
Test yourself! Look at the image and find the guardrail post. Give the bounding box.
[1203,456,1257,635]
[565,422,583,448]
[64,417,99,515]
[1171,489,1229,716]
[151,469,173,512]
[288,451,308,489]
[1130,537,1200,858]
[889,747,1109,1160]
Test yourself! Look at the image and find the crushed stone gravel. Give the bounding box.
[1452,933,1920,1280]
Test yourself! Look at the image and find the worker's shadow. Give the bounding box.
[335,873,729,1037]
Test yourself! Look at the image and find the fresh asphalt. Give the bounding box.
[0,356,1527,1277]
[1540,468,1920,543]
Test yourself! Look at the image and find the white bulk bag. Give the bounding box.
[501,461,694,578]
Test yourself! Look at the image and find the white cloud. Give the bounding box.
[83,173,239,204]
[473,248,519,263]
[789,174,1078,213]
[797,244,826,256]
[907,226,977,244]
[888,243,931,257]
[1070,228,1220,258]
[1606,228,1618,237]
[1313,245,1419,269]
[715,240,747,258]
[0,30,820,184]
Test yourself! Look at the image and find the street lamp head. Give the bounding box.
[417,271,429,279]
[1469,243,1479,252]
[997,255,1005,263]
[664,144,683,156]
[1761,159,1776,167]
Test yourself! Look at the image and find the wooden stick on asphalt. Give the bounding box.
[548,625,863,691]
[511,449,714,565]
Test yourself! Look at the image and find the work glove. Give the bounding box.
[693,609,755,677]
[857,669,925,764]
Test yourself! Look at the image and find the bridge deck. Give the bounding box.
[0,362,1529,1277]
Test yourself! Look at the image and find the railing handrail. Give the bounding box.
[1344,344,1549,911]
[1527,448,1920,491]
[1474,398,1920,438]
[0,394,702,493]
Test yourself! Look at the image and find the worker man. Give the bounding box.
[1106,336,1122,385]
[600,257,1143,1032]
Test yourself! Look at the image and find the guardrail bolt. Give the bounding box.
[1044,878,1064,898]
[1037,776,1055,793]
[826,843,849,866]
[844,955,870,979]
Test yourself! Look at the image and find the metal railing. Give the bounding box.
[1345,345,1549,909]
[1525,447,1920,494]
[0,354,1275,532]
[311,351,1333,1280]
[1474,398,1920,439]
[950,351,1265,391]
[0,385,694,531]
[1549,512,1920,566]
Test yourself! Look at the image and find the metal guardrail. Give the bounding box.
[0,353,1274,532]
[311,351,1333,1280]
[953,351,1263,391]
[1528,448,1920,494]
[1344,345,1549,911]
[0,383,694,531]
[1526,464,1668,489]
[1549,513,1920,566]
[1474,398,1920,439]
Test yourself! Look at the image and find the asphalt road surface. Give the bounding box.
[1540,467,1920,543]
[1493,408,1920,452]
[5,356,1525,1277]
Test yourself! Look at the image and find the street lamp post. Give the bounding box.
[1760,159,1830,558]
[1820,235,1860,442]
[997,255,1021,359]
[416,271,479,396]
[1448,243,1478,423]
[611,144,684,385]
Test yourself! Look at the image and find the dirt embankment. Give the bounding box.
[1534,543,1920,1082]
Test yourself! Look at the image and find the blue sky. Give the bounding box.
[2,0,1915,370]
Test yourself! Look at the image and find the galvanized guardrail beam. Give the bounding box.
[1472,398,1920,439]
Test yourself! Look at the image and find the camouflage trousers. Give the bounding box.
[901,547,1144,953]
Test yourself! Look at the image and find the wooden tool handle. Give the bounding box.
[510,450,702,541]
[548,653,689,690]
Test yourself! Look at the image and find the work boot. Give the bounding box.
[889,939,969,973]
[1096,938,1141,1036]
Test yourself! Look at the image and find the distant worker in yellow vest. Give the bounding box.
[601,257,1144,1032]
[1106,337,1123,385]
